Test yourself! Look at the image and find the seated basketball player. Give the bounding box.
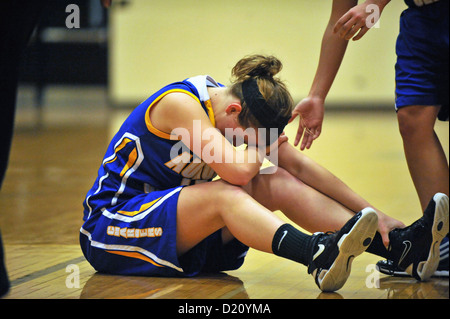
[80,55,449,292]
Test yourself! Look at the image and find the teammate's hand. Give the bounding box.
[290,97,324,151]
[333,0,386,41]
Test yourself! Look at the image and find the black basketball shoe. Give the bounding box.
[307,208,378,292]
[386,193,449,281]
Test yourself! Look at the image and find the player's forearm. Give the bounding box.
[214,145,264,186]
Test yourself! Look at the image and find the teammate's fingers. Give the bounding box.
[306,127,322,150]
[344,20,367,40]
[294,126,305,147]
[312,127,321,140]
[334,12,352,34]
[352,25,369,41]
[301,131,313,150]
[337,15,359,39]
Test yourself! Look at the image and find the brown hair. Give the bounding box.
[230,55,294,129]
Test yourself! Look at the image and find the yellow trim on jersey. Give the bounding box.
[119,147,138,177]
[145,89,216,140]
[106,250,164,268]
[203,99,216,127]
[104,137,133,166]
[117,197,161,217]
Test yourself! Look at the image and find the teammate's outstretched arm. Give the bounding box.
[292,0,390,151]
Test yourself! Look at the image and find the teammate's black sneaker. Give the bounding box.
[307,208,378,292]
[386,193,449,281]
[376,234,449,278]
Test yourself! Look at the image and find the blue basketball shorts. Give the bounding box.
[80,186,249,277]
[395,2,449,121]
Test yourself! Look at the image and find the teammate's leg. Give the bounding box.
[397,105,449,211]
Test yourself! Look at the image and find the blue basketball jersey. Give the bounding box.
[83,75,222,221]
[80,75,250,277]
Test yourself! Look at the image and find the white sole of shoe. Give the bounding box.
[317,208,379,292]
[411,193,449,281]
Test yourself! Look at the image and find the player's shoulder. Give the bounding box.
[150,91,209,136]
[157,91,202,115]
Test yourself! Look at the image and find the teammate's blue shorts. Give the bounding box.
[395,1,449,121]
[80,186,249,277]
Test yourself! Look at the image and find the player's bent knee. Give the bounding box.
[206,179,251,206]
[255,166,301,187]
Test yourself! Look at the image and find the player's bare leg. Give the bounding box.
[176,180,284,256]
[265,142,405,246]
[242,166,354,233]
[175,179,378,292]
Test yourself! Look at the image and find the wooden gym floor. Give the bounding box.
[0,86,448,300]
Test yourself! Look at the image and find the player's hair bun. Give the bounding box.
[232,55,282,82]
[229,54,293,136]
